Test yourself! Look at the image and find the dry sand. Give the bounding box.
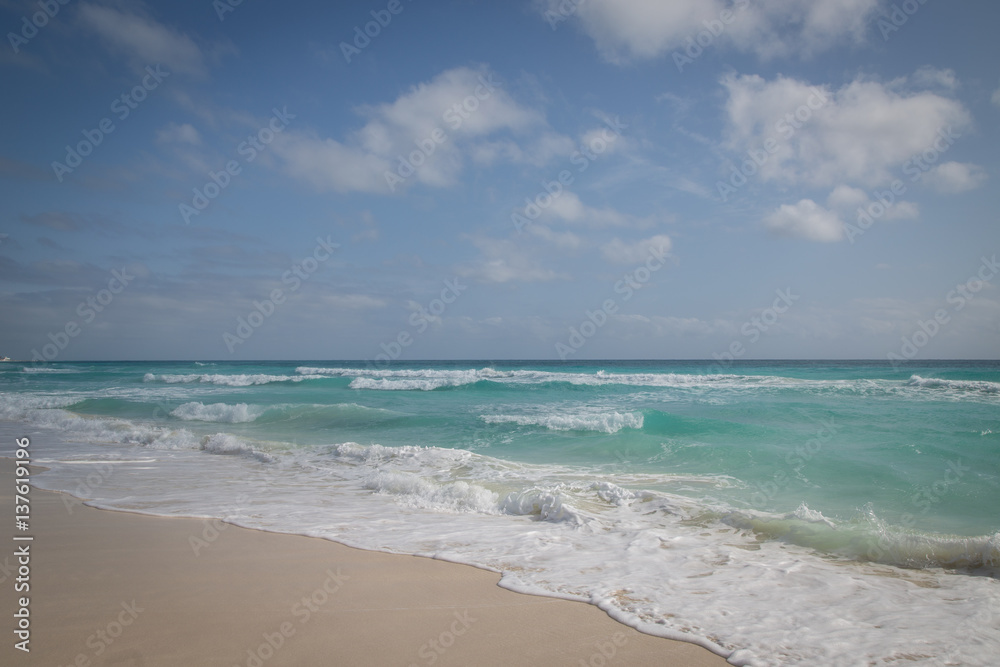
[1,457,731,666]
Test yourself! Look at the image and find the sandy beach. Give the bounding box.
[1,457,729,666]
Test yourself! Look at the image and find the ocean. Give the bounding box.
[2,360,998,665]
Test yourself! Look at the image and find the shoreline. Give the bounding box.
[1,457,731,666]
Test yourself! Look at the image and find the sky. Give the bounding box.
[1,0,998,362]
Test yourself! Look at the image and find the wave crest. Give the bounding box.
[171,402,264,423]
[144,373,323,387]
[907,375,1000,394]
[481,411,644,434]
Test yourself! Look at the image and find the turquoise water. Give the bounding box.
[2,360,999,665]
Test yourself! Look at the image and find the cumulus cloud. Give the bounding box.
[764,199,844,242]
[765,181,923,243]
[539,0,884,64]
[911,66,959,92]
[826,185,870,211]
[79,3,209,78]
[827,185,919,221]
[533,192,640,228]
[272,67,561,194]
[458,237,562,284]
[270,133,393,194]
[601,234,672,264]
[922,162,988,193]
[721,70,972,188]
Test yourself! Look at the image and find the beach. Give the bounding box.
[0,457,729,666]
[2,361,998,665]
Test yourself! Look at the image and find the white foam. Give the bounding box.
[349,377,462,391]
[10,427,999,666]
[908,374,1000,394]
[200,433,274,463]
[144,373,324,387]
[0,393,82,419]
[0,391,201,450]
[498,486,589,523]
[6,382,1000,666]
[171,402,264,423]
[364,472,499,514]
[19,366,80,373]
[481,411,643,433]
[303,366,794,390]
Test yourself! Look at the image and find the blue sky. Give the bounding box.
[1,0,998,361]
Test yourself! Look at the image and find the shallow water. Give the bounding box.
[3,359,998,665]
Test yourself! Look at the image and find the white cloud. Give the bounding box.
[79,4,208,78]
[580,127,624,155]
[273,133,392,194]
[911,66,959,92]
[722,71,972,188]
[272,67,559,194]
[764,199,844,242]
[156,123,201,145]
[458,237,562,283]
[540,0,884,64]
[527,225,583,250]
[826,185,870,210]
[537,192,636,228]
[826,185,919,222]
[601,234,672,264]
[922,162,988,193]
[546,0,719,64]
[883,201,920,220]
[992,87,1000,108]
[470,132,576,167]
